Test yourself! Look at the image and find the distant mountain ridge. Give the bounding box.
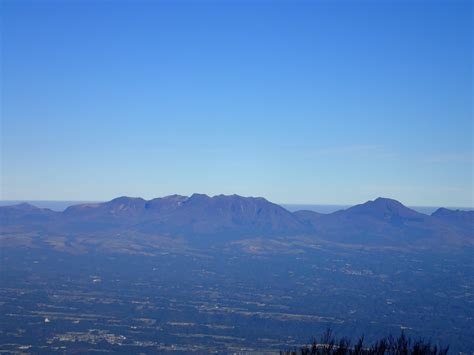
[1,194,472,250]
[59,194,306,238]
[294,197,456,245]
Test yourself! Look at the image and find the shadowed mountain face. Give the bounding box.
[342,197,426,220]
[137,194,306,238]
[431,208,474,235]
[294,198,427,244]
[0,203,58,231]
[63,195,188,224]
[2,194,306,239]
[0,195,472,250]
[295,198,474,246]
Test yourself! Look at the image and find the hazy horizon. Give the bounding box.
[1,197,472,215]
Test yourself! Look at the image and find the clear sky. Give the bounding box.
[1,0,473,206]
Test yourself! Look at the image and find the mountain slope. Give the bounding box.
[4,194,306,239]
[294,198,458,246]
[0,203,58,231]
[1,195,472,251]
[431,208,474,236]
[137,194,307,238]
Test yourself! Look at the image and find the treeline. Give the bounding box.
[281,329,449,355]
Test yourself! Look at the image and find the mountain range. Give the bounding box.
[1,194,473,252]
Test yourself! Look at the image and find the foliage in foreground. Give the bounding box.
[281,329,449,355]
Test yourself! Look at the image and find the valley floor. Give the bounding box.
[1,244,473,353]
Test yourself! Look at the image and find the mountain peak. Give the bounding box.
[0,202,51,213]
[432,207,449,215]
[374,196,400,203]
[188,193,210,201]
[346,197,422,219]
[431,207,474,235]
[432,207,474,221]
[105,196,146,211]
[108,196,146,204]
[373,197,411,211]
[431,207,473,217]
[145,195,188,213]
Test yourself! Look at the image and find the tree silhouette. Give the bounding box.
[281,329,449,355]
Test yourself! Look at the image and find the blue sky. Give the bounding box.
[2,0,472,206]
